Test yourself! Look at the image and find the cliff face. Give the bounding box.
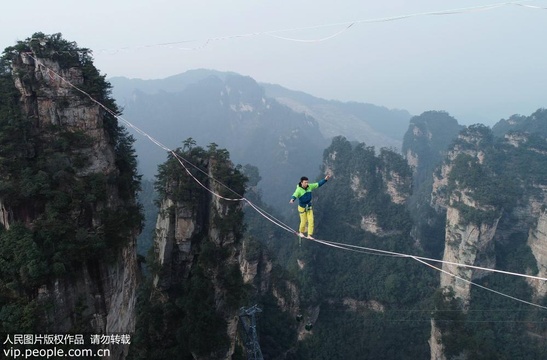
[402,111,463,253]
[528,208,547,298]
[323,136,413,237]
[308,136,413,329]
[150,147,247,359]
[42,243,138,347]
[429,319,447,360]
[110,72,327,214]
[154,197,241,360]
[0,35,140,359]
[431,129,498,306]
[402,111,463,189]
[440,204,499,303]
[432,126,547,302]
[428,122,547,359]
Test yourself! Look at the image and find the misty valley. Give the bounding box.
[1,33,547,360]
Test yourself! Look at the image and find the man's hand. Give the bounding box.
[289,199,294,204]
[325,174,331,181]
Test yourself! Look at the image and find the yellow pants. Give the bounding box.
[298,206,314,236]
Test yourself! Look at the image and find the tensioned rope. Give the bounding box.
[412,256,547,310]
[112,112,298,233]
[25,54,547,311]
[26,53,297,235]
[263,2,511,43]
[312,238,547,282]
[88,0,546,52]
[311,239,547,310]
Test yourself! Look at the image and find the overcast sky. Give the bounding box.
[2,0,546,125]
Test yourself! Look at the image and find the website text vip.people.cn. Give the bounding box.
[2,333,131,359]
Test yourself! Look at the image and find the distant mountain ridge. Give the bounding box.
[492,108,547,137]
[261,82,410,149]
[111,69,411,150]
[110,71,326,211]
[6,34,547,360]
[109,69,411,212]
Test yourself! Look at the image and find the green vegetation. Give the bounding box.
[402,111,463,189]
[402,111,462,258]
[446,123,547,227]
[266,136,437,358]
[492,108,547,138]
[435,258,547,359]
[0,33,142,332]
[433,119,547,358]
[264,127,547,358]
[129,142,248,359]
[3,32,547,358]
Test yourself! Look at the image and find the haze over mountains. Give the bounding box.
[109,69,411,210]
[111,70,411,151]
[4,33,547,359]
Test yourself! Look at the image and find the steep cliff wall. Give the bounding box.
[402,111,463,189]
[148,146,247,359]
[429,319,447,360]
[428,123,547,359]
[402,111,462,253]
[431,126,499,305]
[527,208,547,298]
[440,203,499,304]
[0,34,141,359]
[323,136,413,237]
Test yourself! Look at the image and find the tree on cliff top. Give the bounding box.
[0,33,142,332]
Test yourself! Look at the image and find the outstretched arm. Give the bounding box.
[316,174,332,188]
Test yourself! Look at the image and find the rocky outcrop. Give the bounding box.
[428,128,500,358]
[0,201,10,230]
[360,214,402,237]
[402,111,462,187]
[527,209,547,298]
[272,281,300,316]
[323,137,413,238]
[402,112,462,253]
[38,240,138,358]
[152,152,245,359]
[384,170,409,205]
[441,204,500,305]
[240,241,273,293]
[428,125,547,359]
[16,53,117,176]
[0,40,140,360]
[350,173,368,198]
[342,298,385,313]
[429,319,446,360]
[153,197,196,289]
[240,251,260,285]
